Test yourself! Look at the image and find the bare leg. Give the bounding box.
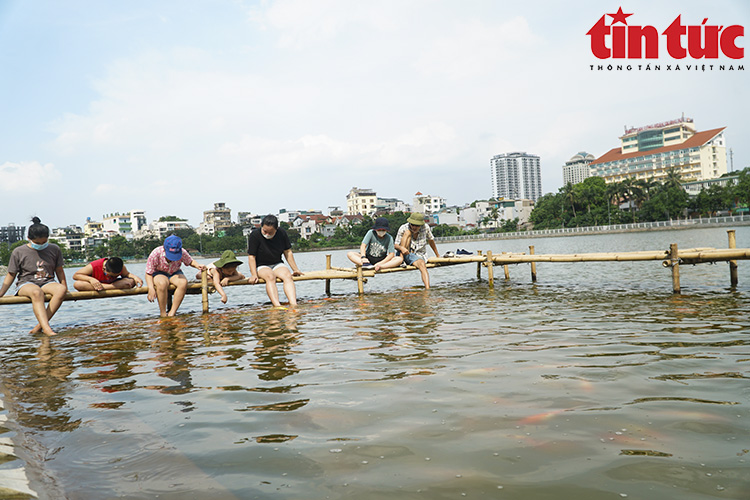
[18,284,56,335]
[74,278,135,291]
[153,274,171,317]
[167,274,188,316]
[413,259,430,289]
[274,266,297,307]
[257,267,282,307]
[375,255,403,271]
[347,251,365,266]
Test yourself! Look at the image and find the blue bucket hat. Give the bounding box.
[164,235,183,261]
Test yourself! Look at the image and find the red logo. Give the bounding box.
[587,7,744,59]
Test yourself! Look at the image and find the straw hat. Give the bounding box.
[213,250,243,268]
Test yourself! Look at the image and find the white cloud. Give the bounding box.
[249,0,402,49]
[0,161,62,192]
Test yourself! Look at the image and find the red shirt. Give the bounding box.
[91,258,119,284]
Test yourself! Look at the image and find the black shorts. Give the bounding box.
[366,253,387,264]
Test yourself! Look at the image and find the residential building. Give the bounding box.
[238,212,263,228]
[149,219,192,238]
[490,152,543,202]
[198,202,232,235]
[375,197,410,213]
[102,212,134,237]
[83,219,104,237]
[51,226,85,253]
[562,152,595,185]
[99,210,147,238]
[590,116,728,184]
[0,223,25,244]
[682,175,738,196]
[412,192,446,214]
[346,187,378,216]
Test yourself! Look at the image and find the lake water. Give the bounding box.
[1,227,749,499]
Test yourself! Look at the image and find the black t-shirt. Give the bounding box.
[247,227,291,267]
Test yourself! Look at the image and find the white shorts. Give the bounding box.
[257,263,287,272]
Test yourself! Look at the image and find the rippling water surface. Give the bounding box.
[1,228,749,499]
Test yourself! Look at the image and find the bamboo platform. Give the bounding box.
[0,230,746,311]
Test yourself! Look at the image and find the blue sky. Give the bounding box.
[1,0,748,228]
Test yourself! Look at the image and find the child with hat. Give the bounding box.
[145,235,205,317]
[197,250,245,304]
[347,217,403,272]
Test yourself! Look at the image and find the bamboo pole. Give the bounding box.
[728,230,738,287]
[476,250,482,279]
[670,243,680,294]
[529,245,537,282]
[356,264,364,295]
[503,252,510,280]
[201,268,209,314]
[486,250,494,287]
[325,254,332,295]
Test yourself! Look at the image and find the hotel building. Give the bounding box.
[490,152,542,202]
[562,152,595,185]
[590,117,727,184]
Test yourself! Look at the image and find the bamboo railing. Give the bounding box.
[0,230,747,312]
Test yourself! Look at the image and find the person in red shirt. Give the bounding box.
[73,257,143,291]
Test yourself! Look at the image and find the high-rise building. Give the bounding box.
[0,223,25,244]
[490,152,542,202]
[590,116,727,184]
[562,152,595,185]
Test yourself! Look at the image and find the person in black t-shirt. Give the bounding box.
[247,214,303,308]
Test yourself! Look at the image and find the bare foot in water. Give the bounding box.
[30,324,56,336]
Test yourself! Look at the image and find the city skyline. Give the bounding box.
[1,1,748,228]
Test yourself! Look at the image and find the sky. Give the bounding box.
[1,0,748,228]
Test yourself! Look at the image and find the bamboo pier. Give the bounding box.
[0,230,747,313]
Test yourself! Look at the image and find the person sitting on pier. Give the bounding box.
[73,257,143,292]
[196,250,245,304]
[395,212,440,289]
[145,235,205,317]
[0,217,68,335]
[347,217,403,271]
[247,214,303,308]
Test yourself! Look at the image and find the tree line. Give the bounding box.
[530,167,750,230]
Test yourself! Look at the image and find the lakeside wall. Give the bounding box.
[435,214,750,243]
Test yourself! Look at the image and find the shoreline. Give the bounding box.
[2,218,749,274]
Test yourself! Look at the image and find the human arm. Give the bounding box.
[429,238,440,258]
[73,264,103,291]
[211,268,229,303]
[247,255,259,284]
[0,272,16,297]
[121,265,143,287]
[283,249,303,276]
[145,273,156,302]
[55,266,68,290]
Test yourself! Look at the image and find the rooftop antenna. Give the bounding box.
[729,148,734,172]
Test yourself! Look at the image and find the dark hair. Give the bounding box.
[28,217,49,240]
[262,214,279,229]
[104,257,124,274]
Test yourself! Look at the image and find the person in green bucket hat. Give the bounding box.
[395,212,440,289]
[196,250,245,304]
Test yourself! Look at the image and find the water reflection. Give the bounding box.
[0,273,748,498]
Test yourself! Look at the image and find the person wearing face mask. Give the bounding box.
[247,214,303,308]
[0,217,68,335]
[347,217,402,272]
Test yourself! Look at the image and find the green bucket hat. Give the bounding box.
[213,250,243,268]
[407,212,426,225]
